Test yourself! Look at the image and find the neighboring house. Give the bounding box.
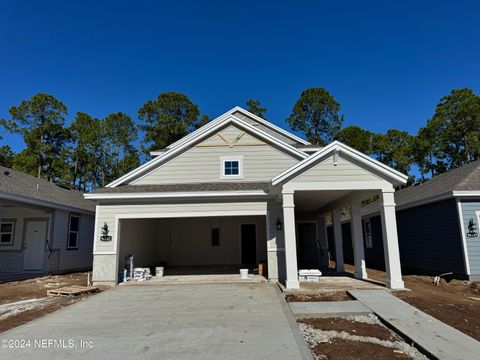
[361,160,480,280]
[0,166,95,280]
[85,107,409,289]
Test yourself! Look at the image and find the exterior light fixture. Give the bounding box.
[276,218,282,231]
[467,218,478,238]
[100,222,112,241]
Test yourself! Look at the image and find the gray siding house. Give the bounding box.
[0,166,95,280]
[85,107,409,289]
[361,160,480,280]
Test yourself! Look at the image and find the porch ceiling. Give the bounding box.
[293,189,377,212]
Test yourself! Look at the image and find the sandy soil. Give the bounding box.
[343,264,480,341]
[286,292,352,302]
[299,315,427,360]
[0,272,101,333]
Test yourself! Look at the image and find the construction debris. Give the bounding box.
[47,285,99,297]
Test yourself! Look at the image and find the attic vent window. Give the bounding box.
[220,157,243,178]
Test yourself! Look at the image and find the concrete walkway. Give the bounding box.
[289,300,372,319]
[0,283,312,360]
[349,290,480,360]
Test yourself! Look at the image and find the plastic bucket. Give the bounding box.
[156,267,164,277]
[240,269,249,279]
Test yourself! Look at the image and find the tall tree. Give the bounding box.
[103,112,138,179]
[245,99,267,118]
[287,88,343,145]
[373,129,415,177]
[0,93,69,180]
[138,92,200,152]
[424,88,480,171]
[335,126,374,154]
[0,145,14,168]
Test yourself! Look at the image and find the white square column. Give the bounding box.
[282,190,299,289]
[351,201,368,279]
[332,208,345,272]
[380,190,405,289]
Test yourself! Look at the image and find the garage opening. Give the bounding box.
[118,216,267,278]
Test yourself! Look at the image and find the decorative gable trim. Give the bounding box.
[107,116,308,187]
[272,141,408,186]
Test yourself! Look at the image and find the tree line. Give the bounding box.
[1,87,479,190]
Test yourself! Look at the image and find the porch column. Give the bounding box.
[380,189,405,289]
[282,190,299,289]
[351,202,368,279]
[332,208,345,272]
[316,214,329,272]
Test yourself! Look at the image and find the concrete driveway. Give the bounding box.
[0,283,312,360]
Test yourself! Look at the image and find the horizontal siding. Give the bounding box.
[460,200,480,275]
[94,201,268,252]
[132,125,299,185]
[292,154,381,183]
[53,210,94,271]
[396,199,465,275]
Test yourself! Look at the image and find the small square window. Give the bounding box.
[223,160,240,176]
[211,228,220,246]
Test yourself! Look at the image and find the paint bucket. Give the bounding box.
[156,267,164,277]
[240,269,248,279]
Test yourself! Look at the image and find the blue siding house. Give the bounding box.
[359,160,480,281]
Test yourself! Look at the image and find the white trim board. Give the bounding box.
[456,199,472,275]
[84,190,268,200]
[272,141,408,186]
[106,115,308,188]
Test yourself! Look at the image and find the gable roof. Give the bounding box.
[106,114,309,187]
[396,159,480,207]
[0,166,95,213]
[150,106,309,156]
[272,141,409,186]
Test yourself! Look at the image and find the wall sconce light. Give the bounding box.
[276,218,282,231]
[467,218,478,238]
[100,222,112,241]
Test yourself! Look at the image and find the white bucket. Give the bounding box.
[156,267,164,277]
[240,269,249,279]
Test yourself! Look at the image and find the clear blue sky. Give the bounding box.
[1,0,479,152]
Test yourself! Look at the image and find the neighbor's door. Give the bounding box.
[23,220,47,271]
[297,222,318,268]
[241,224,257,265]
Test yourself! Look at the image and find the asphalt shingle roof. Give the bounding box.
[93,182,271,194]
[0,166,95,212]
[362,160,480,214]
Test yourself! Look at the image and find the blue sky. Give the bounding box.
[1,0,480,152]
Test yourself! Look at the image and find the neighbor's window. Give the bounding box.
[211,228,220,246]
[224,160,240,176]
[67,215,80,250]
[0,221,15,245]
[364,219,373,248]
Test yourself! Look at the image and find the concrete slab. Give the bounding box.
[122,274,266,285]
[289,300,372,319]
[281,276,384,295]
[0,283,312,360]
[349,290,480,360]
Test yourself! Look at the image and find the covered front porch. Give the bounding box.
[271,142,408,290]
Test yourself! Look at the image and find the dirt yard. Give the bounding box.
[286,292,351,302]
[299,314,427,360]
[0,272,101,333]
[343,264,480,341]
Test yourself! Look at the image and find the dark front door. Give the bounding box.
[241,224,257,264]
[297,222,318,268]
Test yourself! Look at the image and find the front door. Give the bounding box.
[241,224,257,265]
[297,222,318,268]
[23,220,47,271]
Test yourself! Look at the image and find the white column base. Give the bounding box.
[354,271,368,280]
[286,279,300,289]
[386,279,405,290]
